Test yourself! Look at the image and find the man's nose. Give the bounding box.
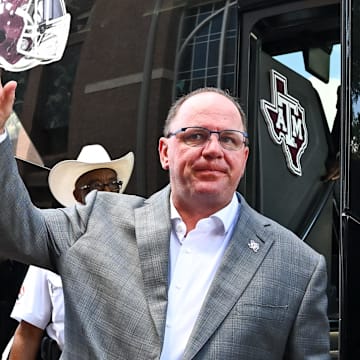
[102,183,115,192]
[202,133,223,154]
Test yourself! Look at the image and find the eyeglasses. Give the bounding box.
[167,126,249,151]
[79,180,123,192]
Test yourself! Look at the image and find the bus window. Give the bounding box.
[275,45,341,133]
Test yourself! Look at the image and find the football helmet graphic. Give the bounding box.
[0,0,71,72]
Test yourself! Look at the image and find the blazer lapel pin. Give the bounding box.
[248,239,260,253]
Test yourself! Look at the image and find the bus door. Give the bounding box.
[249,46,339,335]
[237,0,341,357]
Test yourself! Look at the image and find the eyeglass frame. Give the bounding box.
[166,126,249,150]
[79,179,123,192]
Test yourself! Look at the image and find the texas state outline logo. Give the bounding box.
[260,69,308,176]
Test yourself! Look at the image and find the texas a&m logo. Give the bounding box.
[260,70,308,176]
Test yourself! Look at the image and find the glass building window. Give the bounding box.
[175,1,238,98]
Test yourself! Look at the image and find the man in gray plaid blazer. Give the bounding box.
[0,81,329,359]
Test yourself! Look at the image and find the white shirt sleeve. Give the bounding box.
[10,266,53,329]
[0,130,7,143]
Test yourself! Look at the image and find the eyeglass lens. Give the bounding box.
[81,180,122,192]
[180,127,246,150]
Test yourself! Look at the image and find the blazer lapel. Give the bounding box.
[183,196,275,359]
[135,186,171,341]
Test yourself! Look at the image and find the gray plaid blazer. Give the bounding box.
[0,137,329,359]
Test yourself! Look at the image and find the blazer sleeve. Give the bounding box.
[0,136,90,271]
[284,254,330,360]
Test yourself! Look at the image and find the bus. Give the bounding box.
[1,0,359,358]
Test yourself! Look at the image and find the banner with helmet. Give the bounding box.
[0,0,71,72]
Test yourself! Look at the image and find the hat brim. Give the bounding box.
[48,152,134,207]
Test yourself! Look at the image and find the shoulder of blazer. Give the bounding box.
[82,185,171,224]
[236,192,320,259]
[144,185,171,205]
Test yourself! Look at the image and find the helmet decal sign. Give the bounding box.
[0,0,71,72]
[260,70,308,176]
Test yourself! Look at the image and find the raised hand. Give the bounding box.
[0,78,17,134]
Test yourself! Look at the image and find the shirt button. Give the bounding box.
[185,248,191,254]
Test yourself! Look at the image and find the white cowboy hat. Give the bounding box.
[48,144,134,207]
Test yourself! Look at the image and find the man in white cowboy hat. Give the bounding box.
[7,145,134,360]
[48,144,134,207]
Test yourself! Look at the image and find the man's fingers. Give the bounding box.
[0,80,17,133]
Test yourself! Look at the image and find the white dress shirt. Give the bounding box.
[11,266,65,349]
[160,193,240,360]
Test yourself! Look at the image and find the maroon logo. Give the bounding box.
[260,70,308,176]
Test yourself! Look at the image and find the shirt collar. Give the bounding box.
[170,193,240,234]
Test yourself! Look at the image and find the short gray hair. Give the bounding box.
[163,87,247,136]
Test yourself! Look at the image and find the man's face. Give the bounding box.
[73,168,119,204]
[159,91,249,211]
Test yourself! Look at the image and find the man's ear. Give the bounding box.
[158,137,169,170]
